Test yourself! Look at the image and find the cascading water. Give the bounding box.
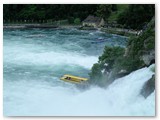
[3,28,155,116]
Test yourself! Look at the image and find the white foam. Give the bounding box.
[3,29,155,116]
[4,43,98,69]
[4,66,155,116]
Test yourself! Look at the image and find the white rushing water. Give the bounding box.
[4,65,155,116]
[3,28,155,116]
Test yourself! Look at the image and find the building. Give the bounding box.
[82,15,105,28]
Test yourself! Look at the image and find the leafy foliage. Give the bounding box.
[3,4,98,22]
[117,4,155,29]
[96,4,112,21]
[4,4,154,30]
[98,46,125,70]
[89,63,103,83]
[74,18,81,25]
[108,4,129,21]
[128,17,155,57]
[3,4,119,23]
[113,56,144,74]
[89,46,125,84]
[68,17,74,24]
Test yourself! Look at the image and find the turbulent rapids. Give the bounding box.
[3,28,155,116]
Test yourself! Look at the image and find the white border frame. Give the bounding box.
[1,0,159,120]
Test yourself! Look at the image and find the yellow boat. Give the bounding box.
[60,74,88,84]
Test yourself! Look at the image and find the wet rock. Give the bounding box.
[140,75,155,98]
[116,69,129,78]
[141,50,155,66]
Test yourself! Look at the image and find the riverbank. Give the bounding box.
[78,26,141,37]
[3,23,81,29]
[100,27,141,37]
[3,23,140,37]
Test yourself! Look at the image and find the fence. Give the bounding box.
[3,19,69,25]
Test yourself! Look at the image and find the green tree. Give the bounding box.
[117,4,155,29]
[98,46,125,71]
[89,46,124,84]
[96,4,112,21]
[111,4,117,11]
[89,63,103,83]
[19,5,37,20]
[3,4,98,22]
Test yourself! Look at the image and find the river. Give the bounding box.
[3,28,154,116]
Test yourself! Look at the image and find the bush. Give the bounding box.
[74,18,81,25]
[98,46,125,70]
[89,63,103,84]
[113,56,144,74]
[128,18,155,58]
[89,46,125,84]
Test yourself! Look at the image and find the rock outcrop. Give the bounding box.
[140,75,155,98]
[141,50,155,66]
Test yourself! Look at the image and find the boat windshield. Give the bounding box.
[65,76,71,80]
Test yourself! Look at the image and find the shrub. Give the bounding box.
[113,56,144,74]
[74,18,81,25]
[98,46,125,70]
[89,46,125,84]
[89,63,103,84]
[127,18,155,58]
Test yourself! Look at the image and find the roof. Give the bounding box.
[83,15,102,23]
